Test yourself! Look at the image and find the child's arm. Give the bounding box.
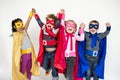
[98,22,111,39]
[75,23,85,41]
[51,9,65,35]
[24,9,34,31]
[32,8,44,28]
[55,9,65,28]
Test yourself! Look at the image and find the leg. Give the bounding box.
[20,54,29,74]
[92,57,99,80]
[66,57,76,80]
[86,67,92,80]
[85,54,99,80]
[26,56,32,80]
[42,52,50,71]
[42,52,51,76]
[50,51,59,80]
[85,54,93,80]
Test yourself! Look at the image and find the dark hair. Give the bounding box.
[89,20,99,26]
[11,18,23,33]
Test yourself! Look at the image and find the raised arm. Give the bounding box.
[24,9,34,31]
[76,23,85,41]
[32,8,44,28]
[98,22,111,39]
[55,9,65,28]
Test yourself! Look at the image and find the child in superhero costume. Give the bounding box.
[77,20,111,80]
[58,9,85,80]
[32,8,65,80]
[12,9,40,80]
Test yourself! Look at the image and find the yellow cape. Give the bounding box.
[12,31,40,80]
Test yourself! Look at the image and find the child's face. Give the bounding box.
[65,21,76,34]
[15,21,24,32]
[89,22,98,34]
[46,18,55,30]
[66,27,75,34]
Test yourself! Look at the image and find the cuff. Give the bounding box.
[57,13,65,20]
[34,13,39,19]
[107,26,111,31]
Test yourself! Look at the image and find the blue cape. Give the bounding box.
[77,35,107,79]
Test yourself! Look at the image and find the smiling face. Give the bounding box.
[89,27,98,34]
[45,14,56,30]
[66,26,75,34]
[89,20,99,34]
[65,20,76,34]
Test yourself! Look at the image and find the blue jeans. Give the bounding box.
[42,50,58,77]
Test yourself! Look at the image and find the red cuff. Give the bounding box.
[34,13,40,19]
[57,13,65,20]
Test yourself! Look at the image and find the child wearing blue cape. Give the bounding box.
[78,20,111,80]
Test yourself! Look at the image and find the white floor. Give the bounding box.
[31,68,66,80]
[0,67,120,80]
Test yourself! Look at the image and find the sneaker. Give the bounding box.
[45,71,50,76]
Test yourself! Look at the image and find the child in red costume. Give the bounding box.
[32,8,65,80]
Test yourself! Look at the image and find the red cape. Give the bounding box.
[54,25,66,73]
[37,29,44,66]
[37,25,66,73]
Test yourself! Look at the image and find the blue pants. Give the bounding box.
[42,50,58,77]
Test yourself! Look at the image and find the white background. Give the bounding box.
[0,0,120,80]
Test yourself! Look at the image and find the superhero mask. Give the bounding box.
[46,19,55,25]
[65,21,76,29]
[89,24,99,29]
[15,22,24,28]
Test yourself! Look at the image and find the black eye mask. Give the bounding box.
[89,24,99,29]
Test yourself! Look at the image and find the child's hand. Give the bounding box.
[59,9,65,14]
[32,8,36,14]
[105,22,111,27]
[80,23,85,29]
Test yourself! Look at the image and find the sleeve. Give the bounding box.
[98,27,111,39]
[34,13,44,28]
[54,13,65,29]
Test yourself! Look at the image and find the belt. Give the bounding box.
[21,48,31,54]
[43,40,57,46]
[85,50,98,57]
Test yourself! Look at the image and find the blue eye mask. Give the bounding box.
[89,24,99,29]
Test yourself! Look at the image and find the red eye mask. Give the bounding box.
[46,19,55,25]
